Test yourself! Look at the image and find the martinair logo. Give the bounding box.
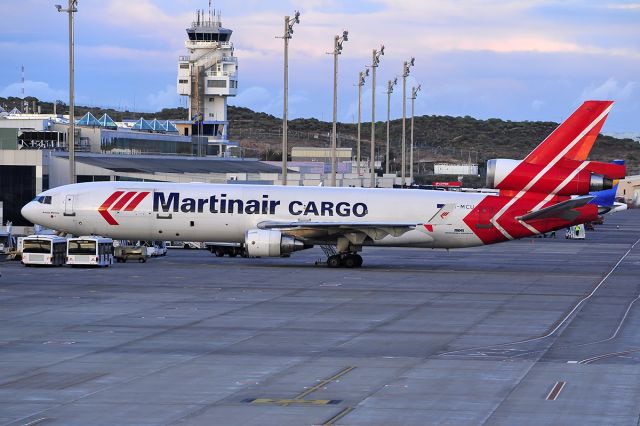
[440,211,450,220]
[98,191,150,225]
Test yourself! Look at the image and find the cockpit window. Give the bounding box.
[32,196,52,204]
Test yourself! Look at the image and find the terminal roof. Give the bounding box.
[61,154,284,175]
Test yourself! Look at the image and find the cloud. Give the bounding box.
[229,86,282,116]
[581,78,639,101]
[531,99,545,111]
[0,80,67,101]
[606,3,640,10]
[145,84,180,111]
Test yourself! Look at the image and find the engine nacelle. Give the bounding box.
[486,159,520,189]
[486,159,613,195]
[244,229,308,257]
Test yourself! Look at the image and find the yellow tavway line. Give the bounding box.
[293,366,356,400]
[323,406,354,425]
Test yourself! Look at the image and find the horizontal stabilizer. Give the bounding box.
[518,196,594,222]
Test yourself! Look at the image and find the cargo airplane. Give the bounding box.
[21,101,624,267]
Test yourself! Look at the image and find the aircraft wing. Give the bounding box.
[518,196,594,222]
[257,220,418,241]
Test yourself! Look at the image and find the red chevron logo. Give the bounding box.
[98,191,150,225]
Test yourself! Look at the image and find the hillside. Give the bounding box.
[227,106,640,179]
[3,96,639,182]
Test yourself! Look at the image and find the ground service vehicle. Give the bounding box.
[114,245,147,263]
[21,235,66,266]
[21,101,624,268]
[205,242,245,257]
[66,236,114,267]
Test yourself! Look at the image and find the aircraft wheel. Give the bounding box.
[343,255,357,268]
[327,255,341,268]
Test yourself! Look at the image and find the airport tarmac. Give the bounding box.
[1,211,639,425]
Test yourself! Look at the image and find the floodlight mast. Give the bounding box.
[280,11,300,185]
[369,45,384,188]
[385,77,397,174]
[401,57,415,187]
[329,31,348,187]
[56,0,78,184]
[356,68,369,178]
[410,84,421,184]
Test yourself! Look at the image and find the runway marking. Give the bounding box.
[546,381,566,400]
[576,292,640,347]
[21,418,51,426]
[323,406,355,425]
[578,348,640,364]
[245,398,340,405]
[244,366,355,408]
[294,366,355,400]
[439,236,640,358]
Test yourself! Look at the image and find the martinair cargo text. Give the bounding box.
[21,101,625,267]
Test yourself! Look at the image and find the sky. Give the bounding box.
[1,0,639,134]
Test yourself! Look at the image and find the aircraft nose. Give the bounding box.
[21,201,38,223]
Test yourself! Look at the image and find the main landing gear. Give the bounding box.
[327,253,363,268]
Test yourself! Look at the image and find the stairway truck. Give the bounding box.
[205,242,246,258]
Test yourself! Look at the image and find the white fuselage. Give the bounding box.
[21,182,491,249]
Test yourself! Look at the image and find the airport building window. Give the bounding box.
[101,133,193,156]
[207,80,226,88]
[0,165,36,226]
[179,79,188,84]
[77,175,111,183]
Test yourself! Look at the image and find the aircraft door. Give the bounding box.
[64,195,75,216]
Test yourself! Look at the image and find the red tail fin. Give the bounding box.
[524,101,613,165]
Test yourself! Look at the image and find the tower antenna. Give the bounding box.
[21,64,25,97]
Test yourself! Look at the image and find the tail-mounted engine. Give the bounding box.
[245,229,310,257]
[486,159,616,195]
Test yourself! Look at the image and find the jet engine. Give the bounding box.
[486,159,613,195]
[244,229,309,257]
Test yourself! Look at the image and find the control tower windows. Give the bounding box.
[186,31,231,42]
[207,80,227,88]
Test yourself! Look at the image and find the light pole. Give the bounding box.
[401,57,415,187]
[330,31,348,187]
[356,68,369,178]
[279,11,300,186]
[410,84,421,185]
[385,77,397,174]
[369,45,384,188]
[56,0,78,184]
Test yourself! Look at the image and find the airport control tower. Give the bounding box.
[177,7,237,155]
